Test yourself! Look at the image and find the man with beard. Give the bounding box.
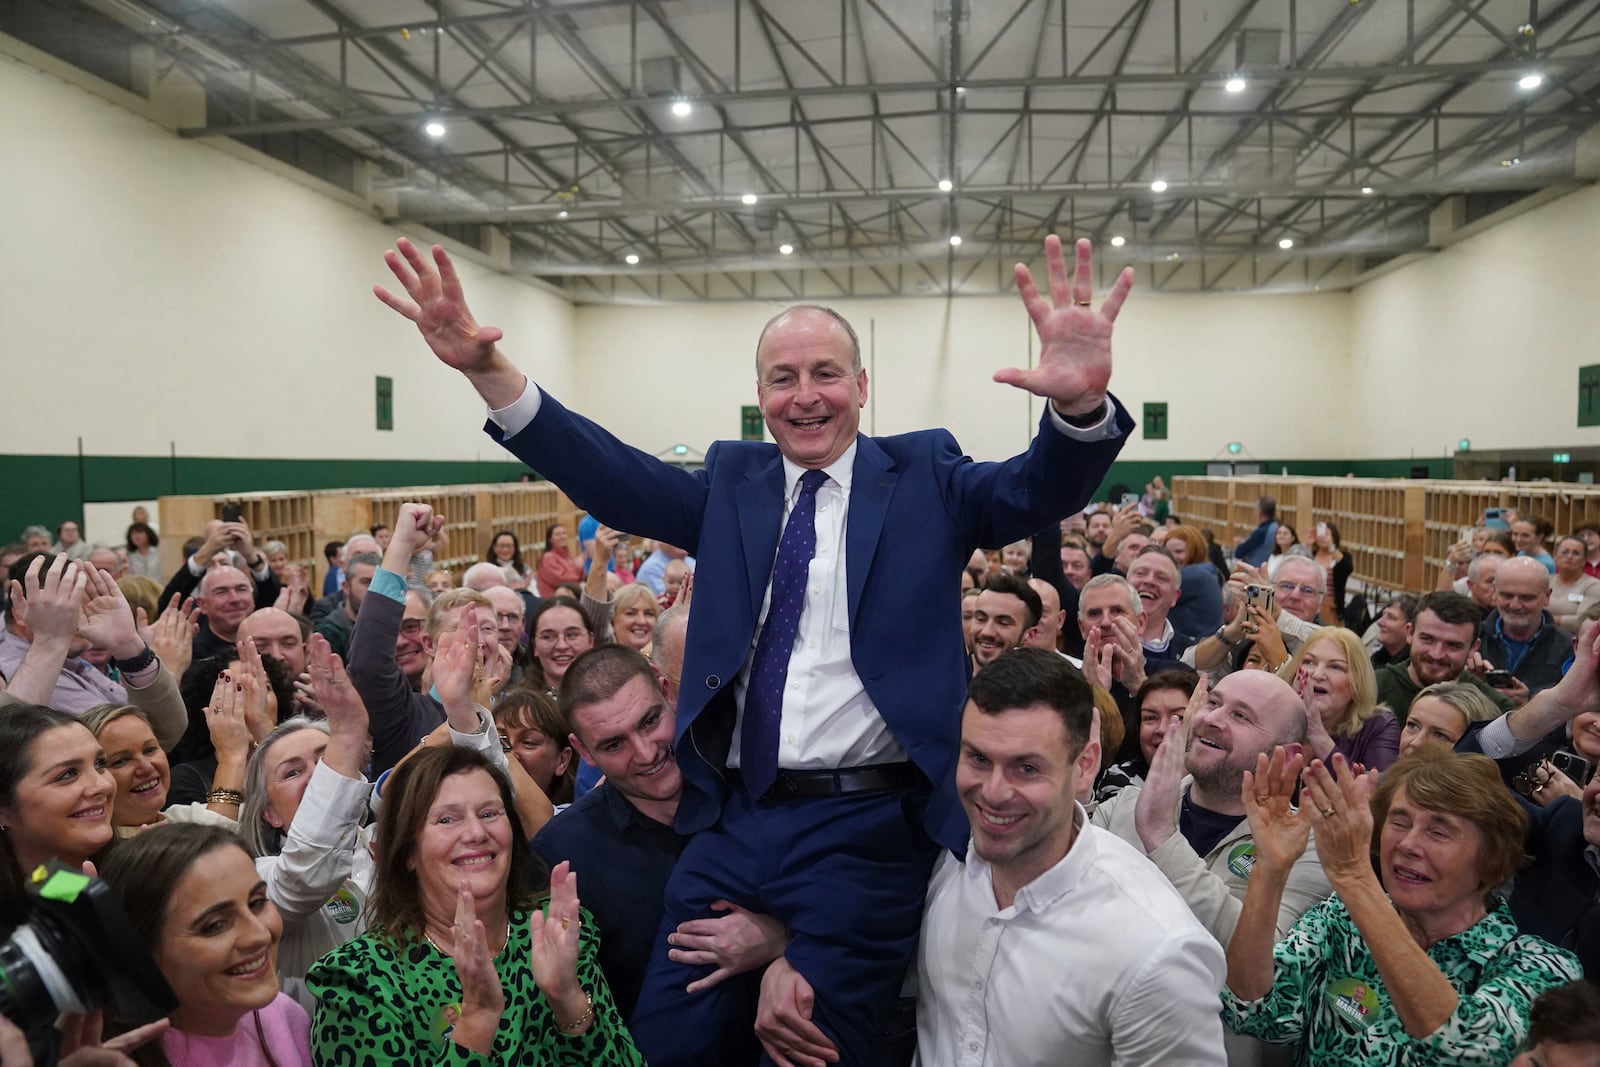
[1093,670,1330,1064]
[916,648,1226,1065]
[1375,591,1512,722]
[968,574,1041,672]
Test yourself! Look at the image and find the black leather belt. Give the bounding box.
[753,762,922,801]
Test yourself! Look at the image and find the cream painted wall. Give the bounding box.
[0,53,574,462]
[1349,183,1600,459]
[572,290,1352,463]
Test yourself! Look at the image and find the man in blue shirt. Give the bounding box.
[1232,496,1279,567]
[1479,556,1570,696]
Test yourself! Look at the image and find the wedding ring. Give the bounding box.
[1319,807,1336,818]
[560,916,570,930]
[1075,299,1092,307]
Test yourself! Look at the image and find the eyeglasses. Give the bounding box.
[1275,581,1321,597]
[399,619,425,635]
[496,612,525,624]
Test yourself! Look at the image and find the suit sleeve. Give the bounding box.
[487,390,712,554]
[943,397,1133,555]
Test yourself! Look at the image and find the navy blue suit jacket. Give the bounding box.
[490,391,1132,851]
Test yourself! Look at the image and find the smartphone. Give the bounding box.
[1484,669,1515,688]
[1316,522,1329,538]
[220,503,242,523]
[1245,584,1276,618]
[1550,751,1592,782]
[1120,492,1140,509]
[1485,507,1504,521]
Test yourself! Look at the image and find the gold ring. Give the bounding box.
[1074,299,1093,307]
[1319,807,1336,818]
[1254,795,1269,804]
[560,917,570,930]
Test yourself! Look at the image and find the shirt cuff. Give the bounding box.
[487,379,542,437]
[1047,397,1120,441]
[121,662,162,689]
[187,554,206,578]
[1475,715,1525,759]
[370,568,409,604]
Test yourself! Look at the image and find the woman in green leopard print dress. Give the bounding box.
[306,745,642,1066]
[1223,749,1579,1066]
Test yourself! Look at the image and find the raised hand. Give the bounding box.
[996,235,1133,417]
[376,239,504,375]
[1240,746,1310,875]
[78,566,145,661]
[305,633,370,767]
[527,861,583,1002]
[205,669,253,766]
[140,596,198,679]
[1134,722,1187,852]
[233,636,276,742]
[384,502,443,573]
[432,622,479,726]
[1301,754,1379,888]
[11,555,86,645]
[442,882,506,1055]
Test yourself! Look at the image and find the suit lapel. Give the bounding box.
[846,434,898,627]
[737,453,787,621]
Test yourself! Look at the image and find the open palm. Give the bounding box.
[997,235,1133,415]
[375,238,503,373]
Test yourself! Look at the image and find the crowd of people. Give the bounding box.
[0,233,1596,1067]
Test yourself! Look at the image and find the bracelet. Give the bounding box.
[1213,624,1243,649]
[206,789,245,806]
[111,643,158,675]
[556,991,595,1033]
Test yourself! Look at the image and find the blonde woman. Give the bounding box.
[1283,627,1401,772]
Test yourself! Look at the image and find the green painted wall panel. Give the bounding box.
[0,451,1456,543]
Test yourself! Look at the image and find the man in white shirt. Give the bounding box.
[917,647,1227,1066]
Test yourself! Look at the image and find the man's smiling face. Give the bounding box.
[756,308,867,470]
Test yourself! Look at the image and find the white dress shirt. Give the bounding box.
[915,805,1228,1067]
[490,378,1121,771]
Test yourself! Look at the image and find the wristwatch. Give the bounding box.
[1213,624,1244,649]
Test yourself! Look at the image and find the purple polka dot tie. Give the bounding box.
[741,468,828,798]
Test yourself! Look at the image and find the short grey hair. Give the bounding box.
[1276,555,1327,594]
[1467,553,1501,582]
[650,606,689,671]
[19,525,49,541]
[345,552,382,573]
[263,540,288,557]
[1078,574,1143,620]
[239,716,330,859]
[755,304,862,374]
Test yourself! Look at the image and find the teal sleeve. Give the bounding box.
[371,567,409,604]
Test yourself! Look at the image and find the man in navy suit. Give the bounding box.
[376,234,1136,1065]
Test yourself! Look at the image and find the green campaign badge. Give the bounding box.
[1226,842,1258,879]
[325,886,360,925]
[1325,977,1381,1028]
[432,1001,463,1045]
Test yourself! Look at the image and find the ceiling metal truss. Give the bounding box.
[65,0,1600,300]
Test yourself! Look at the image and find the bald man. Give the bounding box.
[1479,555,1568,695]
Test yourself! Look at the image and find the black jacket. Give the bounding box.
[1478,610,1571,693]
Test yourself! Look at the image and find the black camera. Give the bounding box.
[0,863,175,1065]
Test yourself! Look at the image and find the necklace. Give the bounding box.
[425,915,513,959]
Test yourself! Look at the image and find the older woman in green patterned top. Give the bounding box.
[1223,747,1579,1065]
[306,744,642,1066]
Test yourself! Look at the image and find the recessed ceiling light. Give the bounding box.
[1361,186,1374,195]
[556,209,569,218]
[624,253,640,265]
[1518,73,1543,90]
[1110,235,1126,247]
[779,243,794,255]
[741,193,759,206]
[423,120,446,138]
[1224,77,1247,93]
[1165,252,1181,261]
[938,179,954,193]
[1150,179,1168,193]
[1278,237,1294,249]
[955,85,967,94]
[1500,157,1521,167]
[671,99,692,117]
[949,235,962,247]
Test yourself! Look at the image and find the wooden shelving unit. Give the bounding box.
[1172,476,1600,594]
[160,483,577,591]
